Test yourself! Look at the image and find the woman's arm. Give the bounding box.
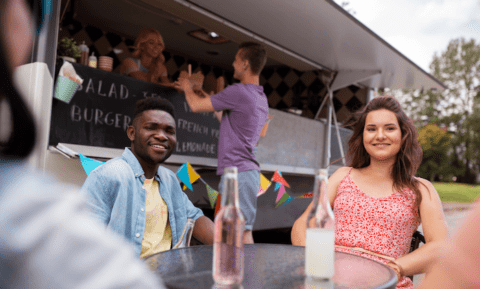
[120,58,155,83]
[393,178,449,277]
[291,167,350,246]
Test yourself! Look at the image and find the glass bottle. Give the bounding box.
[305,168,335,279]
[88,52,97,68]
[172,218,195,249]
[213,166,245,285]
[78,41,89,65]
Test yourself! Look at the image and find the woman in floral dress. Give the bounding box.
[292,96,448,288]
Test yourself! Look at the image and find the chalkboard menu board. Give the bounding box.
[49,62,220,159]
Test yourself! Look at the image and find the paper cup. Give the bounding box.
[54,75,80,103]
[98,56,113,72]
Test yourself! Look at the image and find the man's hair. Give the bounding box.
[133,97,176,122]
[238,42,267,75]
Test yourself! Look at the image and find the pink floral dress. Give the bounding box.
[334,169,420,289]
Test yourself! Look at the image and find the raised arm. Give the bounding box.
[291,167,350,246]
[175,78,215,113]
[392,178,449,277]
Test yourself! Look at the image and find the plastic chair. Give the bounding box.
[407,230,425,280]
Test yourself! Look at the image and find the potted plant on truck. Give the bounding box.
[57,37,81,63]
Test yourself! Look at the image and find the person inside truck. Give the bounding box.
[120,28,174,87]
[81,97,215,258]
[291,96,448,288]
[0,0,165,287]
[175,42,269,244]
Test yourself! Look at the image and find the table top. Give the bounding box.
[144,244,397,289]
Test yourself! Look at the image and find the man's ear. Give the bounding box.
[243,59,250,71]
[127,126,135,142]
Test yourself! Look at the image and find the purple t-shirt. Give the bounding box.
[210,83,268,175]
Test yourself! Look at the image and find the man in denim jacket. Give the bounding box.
[81,98,214,258]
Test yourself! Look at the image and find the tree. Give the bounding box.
[429,38,480,183]
[392,38,480,183]
[417,124,453,182]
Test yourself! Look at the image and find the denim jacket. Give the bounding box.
[81,148,203,257]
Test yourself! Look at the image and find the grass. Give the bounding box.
[433,182,480,203]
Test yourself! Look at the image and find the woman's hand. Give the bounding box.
[291,167,351,246]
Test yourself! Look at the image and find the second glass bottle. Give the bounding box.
[212,166,245,285]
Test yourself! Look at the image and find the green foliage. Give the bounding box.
[433,182,480,203]
[418,124,451,151]
[417,124,453,181]
[57,37,81,58]
[428,38,480,183]
[394,38,480,183]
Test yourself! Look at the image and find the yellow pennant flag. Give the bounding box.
[187,162,201,184]
[257,173,272,197]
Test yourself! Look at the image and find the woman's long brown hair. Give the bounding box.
[346,96,424,211]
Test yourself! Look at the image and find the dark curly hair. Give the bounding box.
[346,96,424,210]
[133,97,175,122]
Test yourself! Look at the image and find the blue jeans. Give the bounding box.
[219,169,260,230]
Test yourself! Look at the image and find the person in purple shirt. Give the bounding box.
[176,42,269,243]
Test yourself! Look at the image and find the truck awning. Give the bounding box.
[148,0,446,91]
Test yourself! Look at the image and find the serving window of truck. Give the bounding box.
[25,0,444,231]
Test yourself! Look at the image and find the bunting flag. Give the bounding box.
[206,185,220,208]
[172,162,311,210]
[273,171,283,191]
[214,193,222,216]
[297,192,314,199]
[79,154,105,175]
[187,162,201,184]
[274,182,282,192]
[78,157,310,209]
[176,163,193,190]
[271,170,290,188]
[257,173,271,197]
[275,184,286,203]
[275,192,291,208]
[278,196,295,208]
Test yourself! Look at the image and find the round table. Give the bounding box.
[144,244,397,289]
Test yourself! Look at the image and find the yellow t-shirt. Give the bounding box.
[140,178,172,258]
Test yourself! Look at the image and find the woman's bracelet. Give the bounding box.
[387,260,405,281]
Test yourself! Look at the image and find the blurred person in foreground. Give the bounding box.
[418,202,480,289]
[81,97,215,258]
[291,96,449,288]
[0,0,164,287]
[175,42,269,244]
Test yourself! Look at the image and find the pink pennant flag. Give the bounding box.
[275,184,286,203]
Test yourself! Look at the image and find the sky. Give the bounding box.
[333,0,480,73]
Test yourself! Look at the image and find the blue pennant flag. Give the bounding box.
[278,196,295,208]
[79,154,104,176]
[176,163,193,191]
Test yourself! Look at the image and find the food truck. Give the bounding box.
[16,0,445,238]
